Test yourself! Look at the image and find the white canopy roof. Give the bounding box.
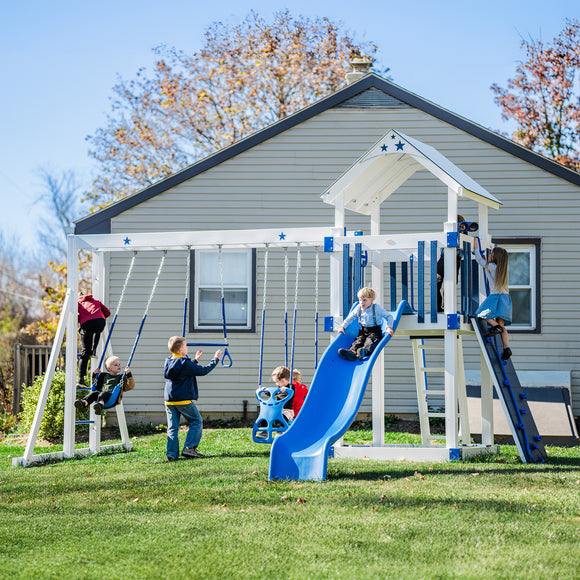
[321,129,501,215]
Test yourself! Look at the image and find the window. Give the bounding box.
[494,238,540,333]
[190,249,255,332]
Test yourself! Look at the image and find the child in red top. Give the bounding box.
[77,294,111,387]
[271,366,309,421]
[291,369,309,417]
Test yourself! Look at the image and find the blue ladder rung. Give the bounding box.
[75,420,95,425]
[187,342,229,347]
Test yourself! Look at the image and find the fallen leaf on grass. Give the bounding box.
[221,503,227,510]
[132,498,139,503]
[295,498,306,504]
[414,471,424,480]
[452,503,459,509]
[470,472,480,477]
[281,495,289,501]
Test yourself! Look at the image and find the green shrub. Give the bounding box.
[0,411,17,435]
[19,371,89,440]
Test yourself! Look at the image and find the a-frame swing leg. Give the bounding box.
[115,402,133,451]
[13,290,73,467]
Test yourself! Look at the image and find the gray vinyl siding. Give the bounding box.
[101,99,580,421]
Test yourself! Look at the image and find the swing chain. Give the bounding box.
[116,251,138,317]
[218,245,225,302]
[262,244,269,312]
[314,246,319,314]
[293,243,301,311]
[143,251,167,318]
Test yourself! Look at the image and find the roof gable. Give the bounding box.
[75,73,580,235]
[322,129,501,215]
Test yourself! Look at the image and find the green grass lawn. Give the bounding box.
[0,428,579,580]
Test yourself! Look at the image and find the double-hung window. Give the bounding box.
[494,238,540,333]
[190,249,255,332]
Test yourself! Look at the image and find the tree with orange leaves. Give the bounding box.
[491,18,580,171]
[86,10,379,208]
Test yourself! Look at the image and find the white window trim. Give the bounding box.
[504,243,537,332]
[192,249,254,332]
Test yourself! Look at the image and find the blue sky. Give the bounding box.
[1,0,578,255]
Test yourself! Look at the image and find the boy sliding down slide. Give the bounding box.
[338,287,394,361]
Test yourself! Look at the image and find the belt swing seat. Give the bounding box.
[78,251,167,416]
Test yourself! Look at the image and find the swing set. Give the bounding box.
[14,226,335,467]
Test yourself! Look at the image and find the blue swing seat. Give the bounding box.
[252,386,294,444]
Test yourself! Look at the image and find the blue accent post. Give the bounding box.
[342,244,351,318]
[418,242,425,323]
[354,243,362,296]
[430,241,438,323]
[470,259,478,315]
[409,255,415,311]
[390,262,397,311]
[324,316,334,332]
[401,262,408,302]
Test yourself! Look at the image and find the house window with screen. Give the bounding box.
[494,238,540,333]
[191,249,255,332]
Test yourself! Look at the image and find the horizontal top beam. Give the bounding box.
[73,226,341,252]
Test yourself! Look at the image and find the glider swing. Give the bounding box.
[185,245,233,367]
[254,243,320,443]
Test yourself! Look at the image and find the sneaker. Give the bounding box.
[501,347,512,361]
[74,399,86,412]
[182,446,205,459]
[167,456,179,462]
[93,403,103,415]
[357,348,367,360]
[487,325,504,337]
[338,348,357,361]
[76,382,86,389]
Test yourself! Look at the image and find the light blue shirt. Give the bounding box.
[340,302,393,331]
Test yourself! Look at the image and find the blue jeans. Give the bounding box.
[165,402,203,459]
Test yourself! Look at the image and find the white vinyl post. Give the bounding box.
[477,204,494,444]
[444,187,458,448]
[89,251,105,453]
[330,196,345,331]
[63,234,79,457]
[370,204,385,447]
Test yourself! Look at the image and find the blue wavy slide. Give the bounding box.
[269,300,411,481]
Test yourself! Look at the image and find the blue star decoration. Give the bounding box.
[381,144,388,152]
[395,141,405,151]
[123,237,131,245]
[391,134,396,139]
[278,232,286,240]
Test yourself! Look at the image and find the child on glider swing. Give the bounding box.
[271,366,309,422]
[338,287,394,361]
[75,355,135,415]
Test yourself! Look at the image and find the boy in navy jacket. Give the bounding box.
[164,336,222,461]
